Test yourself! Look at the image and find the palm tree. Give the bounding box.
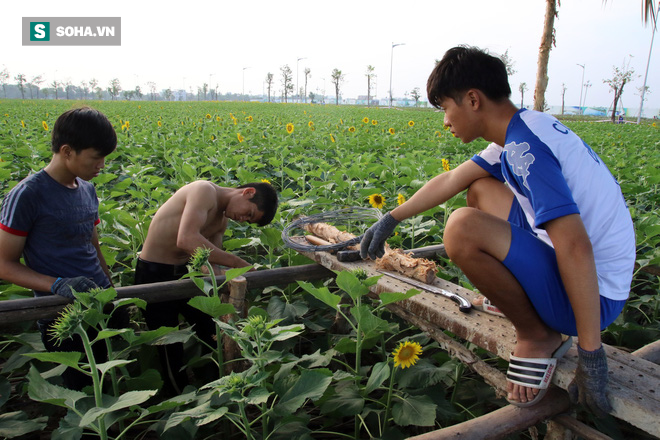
[533,0,657,112]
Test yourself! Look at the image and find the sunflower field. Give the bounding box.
[0,99,658,439]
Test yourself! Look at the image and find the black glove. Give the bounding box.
[51,276,99,299]
[360,212,400,260]
[568,345,612,417]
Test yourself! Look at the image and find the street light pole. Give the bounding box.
[576,63,585,114]
[389,42,405,108]
[583,81,592,110]
[296,57,306,103]
[242,67,250,100]
[637,4,659,123]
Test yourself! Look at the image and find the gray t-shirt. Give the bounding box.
[0,170,109,296]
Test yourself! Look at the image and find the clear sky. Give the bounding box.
[2,0,658,113]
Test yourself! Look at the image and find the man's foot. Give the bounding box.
[506,335,571,406]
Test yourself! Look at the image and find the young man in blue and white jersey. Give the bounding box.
[360,46,635,413]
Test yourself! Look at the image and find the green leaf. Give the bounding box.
[23,352,83,371]
[365,361,390,394]
[379,288,421,306]
[223,237,252,251]
[320,383,364,416]
[0,411,48,438]
[274,369,332,414]
[94,328,132,342]
[0,377,10,407]
[224,266,252,282]
[27,365,87,408]
[95,359,135,376]
[297,281,341,309]
[335,270,369,301]
[188,296,236,318]
[351,305,391,339]
[79,390,158,426]
[392,393,437,427]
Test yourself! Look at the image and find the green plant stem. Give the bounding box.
[77,328,108,440]
[382,363,396,434]
[450,362,465,406]
[239,401,253,440]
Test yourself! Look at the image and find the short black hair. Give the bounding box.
[238,182,278,227]
[427,45,511,108]
[51,107,117,156]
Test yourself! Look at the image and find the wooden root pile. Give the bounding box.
[303,222,437,284]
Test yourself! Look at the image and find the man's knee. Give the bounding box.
[444,207,480,256]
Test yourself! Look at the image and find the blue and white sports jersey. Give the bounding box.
[471,109,635,301]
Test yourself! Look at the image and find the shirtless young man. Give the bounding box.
[135,180,277,393]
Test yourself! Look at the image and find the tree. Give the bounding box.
[603,57,637,122]
[135,85,143,100]
[50,80,60,99]
[89,78,98,99]
[366,65,376,107]
[108,78,122,100]
[64,80,75,100]
[14,74,26,99]
[147,81,157,100]
[163,88,173,101]
[0,67,9,98]
[560,83,567,114]
[331,68,344,105]
[499,49,517,76]
[410,87,421,106]
[534,0,558,112]
[280,65,293,103]
[304,68,311,103]
[265,73,274,102]
[519,82,528,108]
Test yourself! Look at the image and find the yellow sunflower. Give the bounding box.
[388,128,395,135]
[330,134,335,143]
[261,178,271,184]
[442,158,450,172]
[397,193,406,205]
[237,133,244,143]
[392,341,422,369]
[362,117,369,124]
[216,116,221,122]
[157,120,162,127]
[408,120,415,127]
[308,121,314,128]
[20,120,25,128]
[42,121,49,131]
[286,123,294,134]
[206,113,212,119]
[371,119,378,125]
[368,193,385,209]
[246,116,253,122]
[349,126,356,133]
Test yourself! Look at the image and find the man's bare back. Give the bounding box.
[139,180,260,268]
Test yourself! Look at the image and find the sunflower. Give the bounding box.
[368,193,385,209]
[20,120,25,128]
[349,126,355,133]
[42,121,48,131]
[206,113,212,119]
[653,122,657,128]
[308,121,314,128]
[237,133,244,143]
[216,116,221,122]
[125,121,130,128]
[397,193,406,205]
[261,178,271,184]
[246,116,253,122]
[442,158,450,172]
[362,117,369,124]
[330,134,335,143]
[157,120,162,127]
[392,341,422,369]
[371,119,378,125]
[408,120,415,127]
[388,128,395,135]
[286,123,294,134]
